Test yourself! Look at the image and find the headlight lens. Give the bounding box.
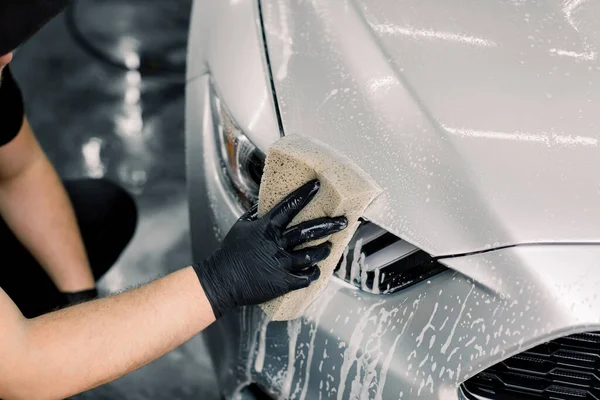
[211,90,265,210]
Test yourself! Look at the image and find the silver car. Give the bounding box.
[185,0,600,399]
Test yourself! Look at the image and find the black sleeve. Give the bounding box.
[1,1,72,56]
[0,65,25,147]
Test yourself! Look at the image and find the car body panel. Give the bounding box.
[186,73,600,399]
[202,245,600,400]
[185,1,600,399]
[187,0,280,151]
[260,0,600,256]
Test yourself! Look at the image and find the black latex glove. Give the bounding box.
[61,288,98,306]
[193,179,348,319]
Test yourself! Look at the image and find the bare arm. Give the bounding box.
[0,179,347,400]
[0,267,215,400]
[0,117,94,291]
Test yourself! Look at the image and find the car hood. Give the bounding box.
[257,0,600,256]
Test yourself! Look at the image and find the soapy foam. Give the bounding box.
[299,286,338,400]
[280,319,302,399]
[254,316,270,374]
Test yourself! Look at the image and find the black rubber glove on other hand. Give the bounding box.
[61,288,98,306]
[193,179,348,319]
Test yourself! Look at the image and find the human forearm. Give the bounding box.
[6,267,213,400]
[0,118,94,291]
[0,179,347,399]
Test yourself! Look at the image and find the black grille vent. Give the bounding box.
[335,221,447,294]
[462,331,600,399]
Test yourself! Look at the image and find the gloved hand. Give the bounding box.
[61,288,98,306]
[193,179,348,319]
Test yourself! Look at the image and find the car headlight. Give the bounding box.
[211,88,265,210]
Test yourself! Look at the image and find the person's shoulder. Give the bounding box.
[0,65,24,147]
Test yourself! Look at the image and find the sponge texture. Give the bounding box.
[258,135,381,321]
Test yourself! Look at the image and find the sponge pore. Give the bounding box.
[258,135,381,321]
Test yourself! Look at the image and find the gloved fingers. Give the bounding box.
[282,216,348,248]
[289,242,332,271]
[241,203,259,221]
[267,179,320,229]
[287,266,321,290]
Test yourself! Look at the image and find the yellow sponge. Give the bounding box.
[258,135,382,321]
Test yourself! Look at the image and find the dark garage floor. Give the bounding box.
[10,1,219,398]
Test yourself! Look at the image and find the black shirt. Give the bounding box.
[0,66,24,146]
[1,1,71,55]
[0,0,71,146]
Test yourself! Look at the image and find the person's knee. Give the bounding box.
[89,180,138,279]
[104,180,138,245]
[64,178,138,278]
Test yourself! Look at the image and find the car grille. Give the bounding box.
[462,331,600,399]
[335,221,447,294]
